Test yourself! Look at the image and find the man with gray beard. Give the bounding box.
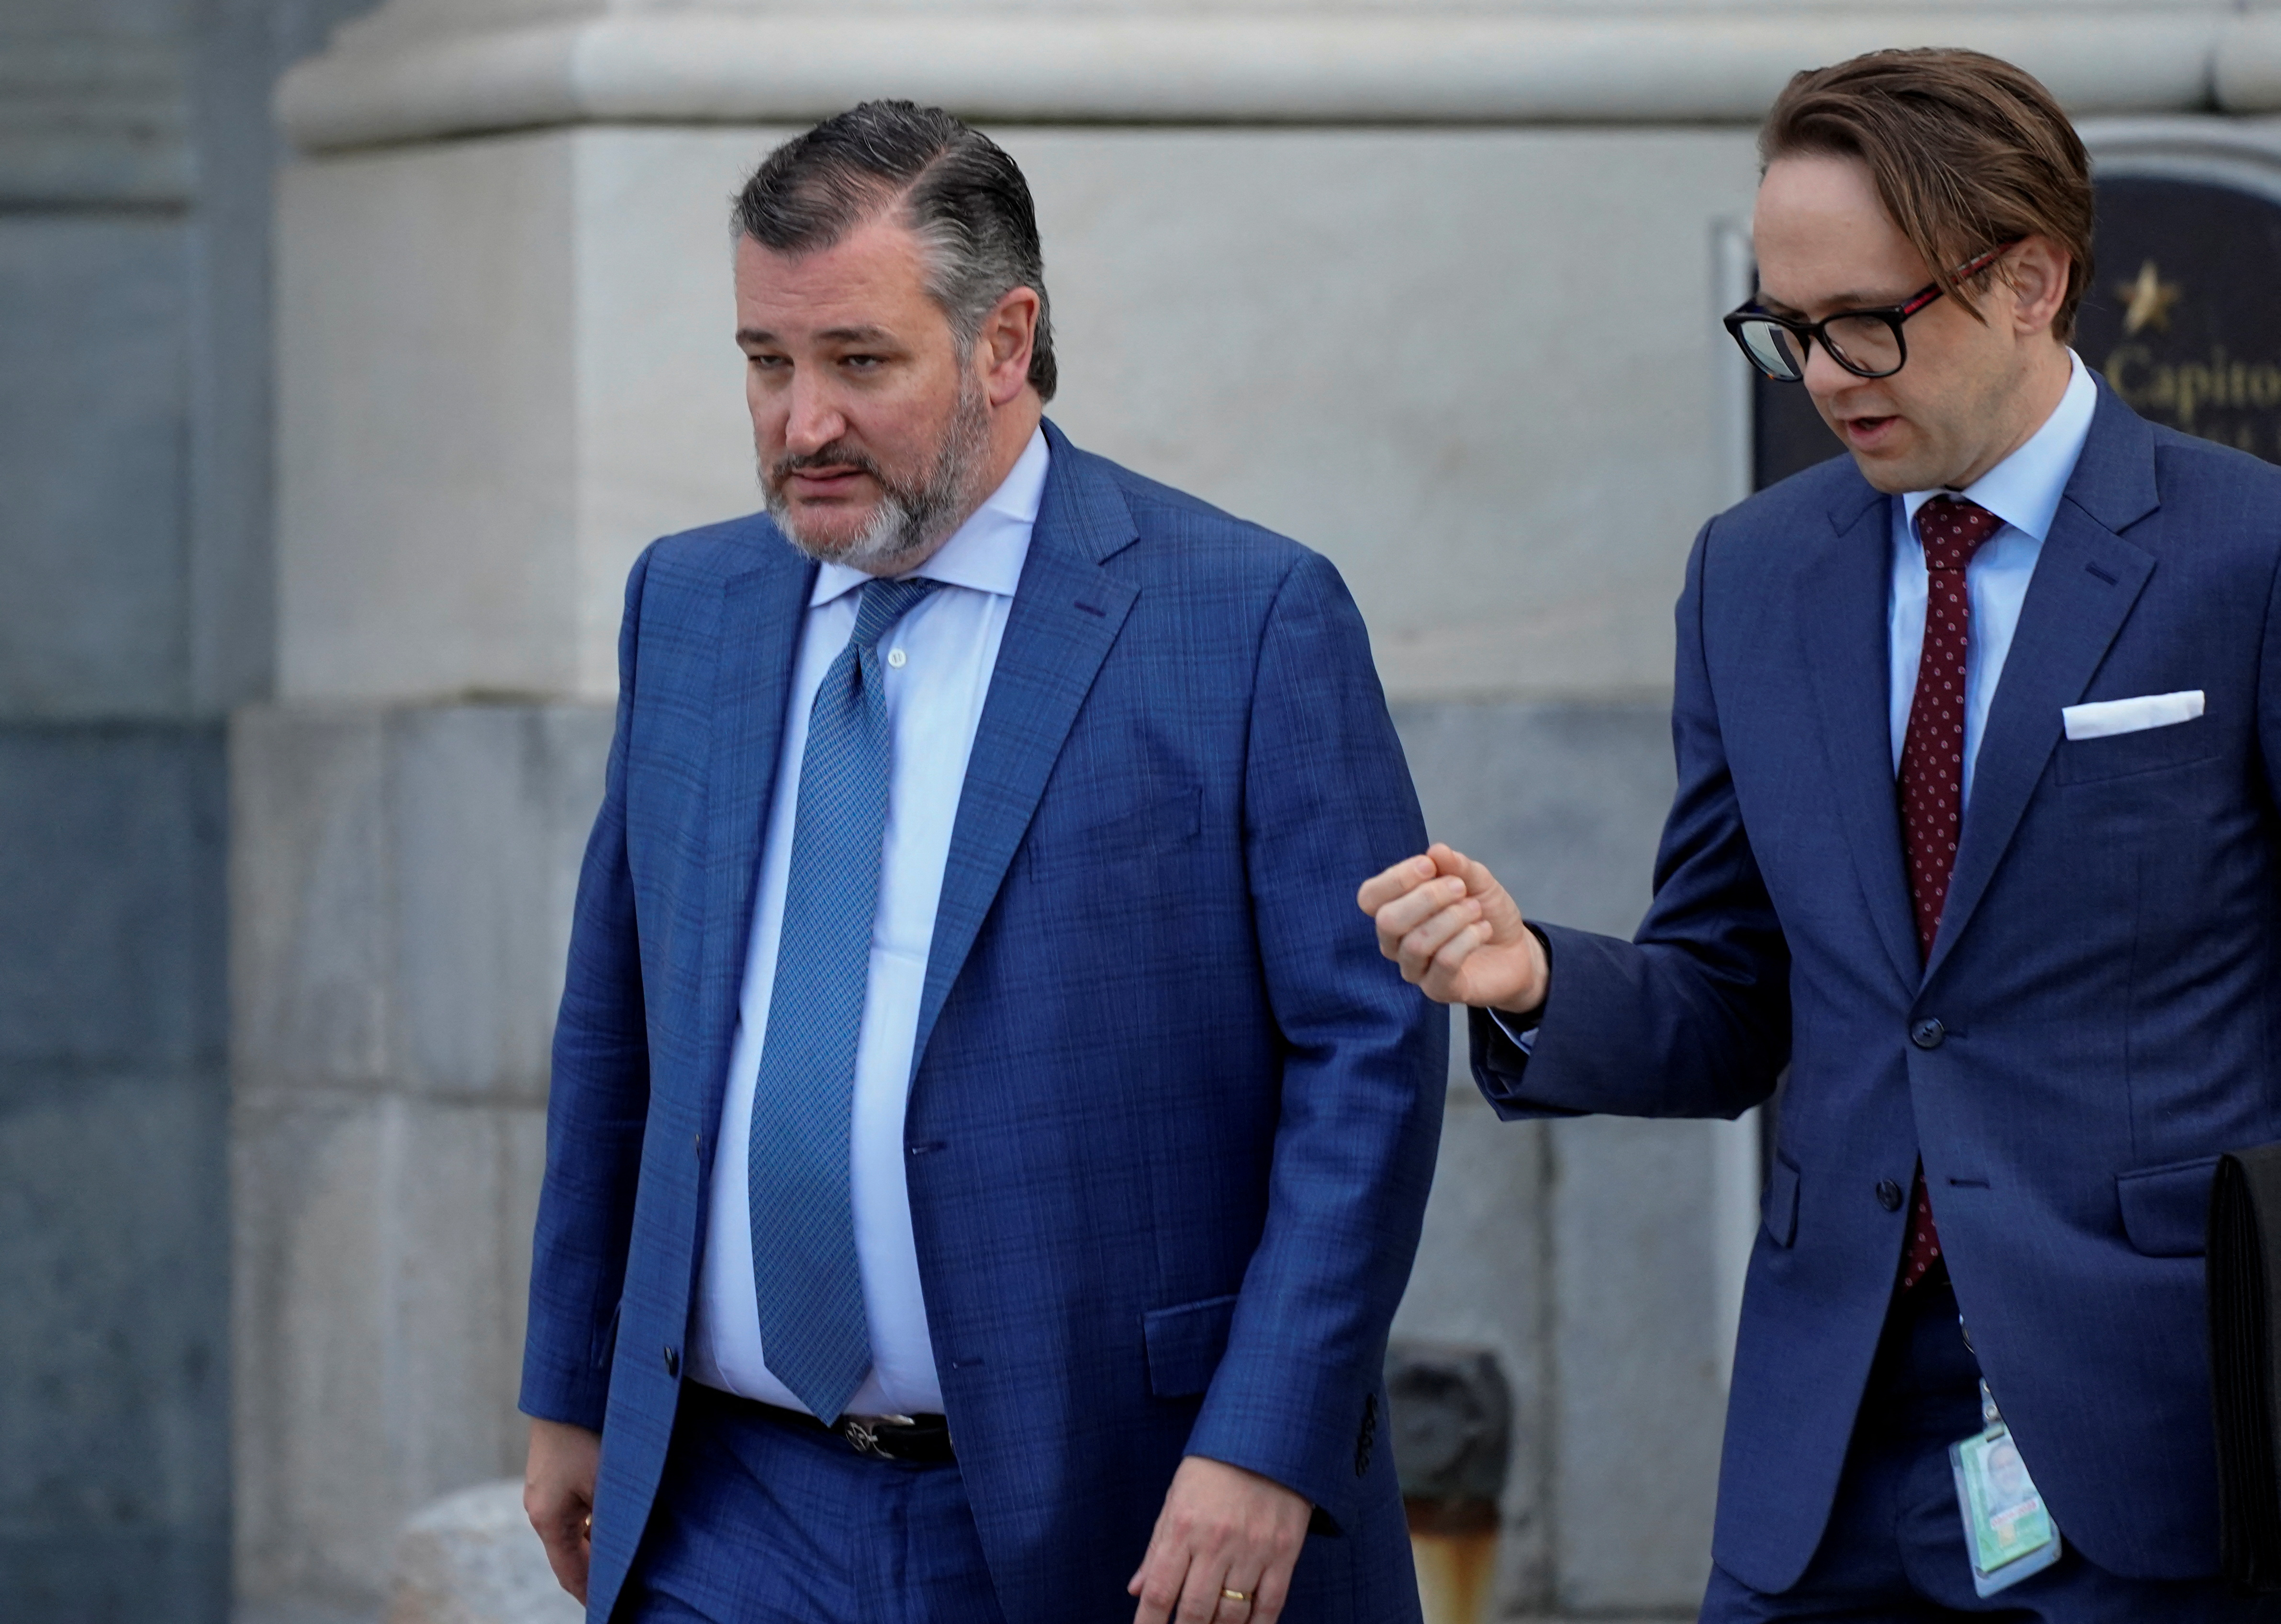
[517,102,1444,1624]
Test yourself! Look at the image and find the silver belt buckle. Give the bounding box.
[838,1414,914,1460]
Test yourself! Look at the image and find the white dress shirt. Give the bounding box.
[687,427,1048,1416]
[1498,351,2097,1049]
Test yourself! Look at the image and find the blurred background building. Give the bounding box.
[7,2,2281,1621]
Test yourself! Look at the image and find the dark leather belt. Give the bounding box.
[693,1381,956,1464]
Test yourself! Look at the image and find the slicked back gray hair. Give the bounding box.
[733,101,1057,402]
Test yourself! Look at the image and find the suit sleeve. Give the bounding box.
[1472,518,1790,1122]
[519,545,658,1431]
[1181,549,1449,1531]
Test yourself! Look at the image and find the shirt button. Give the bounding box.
[1911,1018,1946,1050]
[1877,1179,1905,1211]
[887,648,907,668]
[662,1344,680,1378]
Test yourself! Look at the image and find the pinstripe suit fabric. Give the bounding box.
[521,422,1446,1623]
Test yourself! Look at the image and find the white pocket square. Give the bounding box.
[2061,690,2204,741]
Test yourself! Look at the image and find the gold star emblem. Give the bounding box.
[2117,260,2180,336]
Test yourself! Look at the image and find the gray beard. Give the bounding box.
[764,378,992,572]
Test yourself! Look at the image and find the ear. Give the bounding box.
[2002,235,2071,340]
[975,286,1040,407]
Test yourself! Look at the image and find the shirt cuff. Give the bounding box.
[1486,923,1553,1053]
[1488,1008,1540,1056]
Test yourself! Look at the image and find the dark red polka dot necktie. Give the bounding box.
[1897,495,2002,1290]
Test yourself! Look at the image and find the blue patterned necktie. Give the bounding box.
[749,574,939,1421]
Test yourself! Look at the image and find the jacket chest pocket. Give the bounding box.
[1025,784,1202,876]
[2054,715,2216,785]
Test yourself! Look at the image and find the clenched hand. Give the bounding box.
[1357,843,1546,1012]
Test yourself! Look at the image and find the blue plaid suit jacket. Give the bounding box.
[521,421,1446,1623]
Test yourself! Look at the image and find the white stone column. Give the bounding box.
[250,5,2268,1615]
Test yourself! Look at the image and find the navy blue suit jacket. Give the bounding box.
[1476,384,2281,1590]
[521,422,1446,1622]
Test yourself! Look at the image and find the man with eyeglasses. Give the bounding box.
[1364,46,2281,1621]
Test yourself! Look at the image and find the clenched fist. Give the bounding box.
[1357,843,1547,1013]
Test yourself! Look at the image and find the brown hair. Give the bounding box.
[1760,48,2094,342]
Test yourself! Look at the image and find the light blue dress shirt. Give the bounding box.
[1499,353,2097,1048]
[689,427,1048,1416]
[1886,348,2097,801]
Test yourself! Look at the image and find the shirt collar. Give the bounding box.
[1900,348,2096,545]
[811,426,1049,608]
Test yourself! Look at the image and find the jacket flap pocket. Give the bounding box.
[1764,1154,1800,1249]
[2117,1155,2221,1257]
[1143,1293,1239,1398]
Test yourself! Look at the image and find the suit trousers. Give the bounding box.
[1700,1276,2279,1622]
[619,1383,1008,1624]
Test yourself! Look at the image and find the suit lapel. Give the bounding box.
[699,539,816,1124]
[910,423,1139,1074]
[1925,391,2158,982]
[1797,477,1921,991]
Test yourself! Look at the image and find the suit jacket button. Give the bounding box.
[662,1344,680,1378]
[1876,1179,1904,1211]
[1910,1018,1946,1050]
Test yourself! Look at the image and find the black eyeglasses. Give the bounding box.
[1723,240,2021,383]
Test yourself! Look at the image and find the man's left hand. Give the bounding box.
[1128,1456,1312,1624]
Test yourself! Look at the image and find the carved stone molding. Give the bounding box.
[278,5,2281,152]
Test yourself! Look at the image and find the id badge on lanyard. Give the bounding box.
[1947,1369,2063,1596]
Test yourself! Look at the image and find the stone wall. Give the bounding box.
[231,704,605,1615]
[0,2,374,1616]
[0,723,228,1615]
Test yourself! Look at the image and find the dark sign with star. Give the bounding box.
[2076,176,2281,460]
[1752,169,2281,487]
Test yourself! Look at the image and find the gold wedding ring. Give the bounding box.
[1221,1590,1251,1604]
